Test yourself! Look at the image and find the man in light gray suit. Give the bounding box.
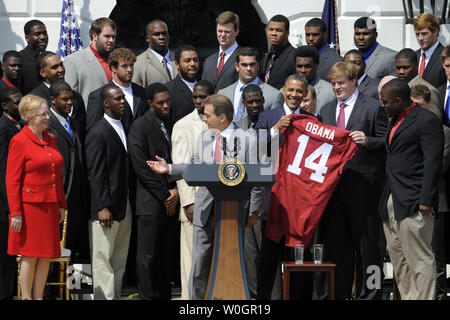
[271,46,335,114]
[217,47,278,121]
[147,94,263,300]
[132,19,177,87]
[64,17,117,107]
[354,17,397,81]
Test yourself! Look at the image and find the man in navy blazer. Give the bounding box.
[202,11,240,91]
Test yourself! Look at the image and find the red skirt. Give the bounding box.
[8,202,61,258]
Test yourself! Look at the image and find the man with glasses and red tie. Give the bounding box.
[315,61,387,300]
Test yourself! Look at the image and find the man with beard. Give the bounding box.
[133,19,177,87]
[31,51,86,136]
[19,20,48,94]
[0,51,23,93]
[0,87,22,300]
[128,83,179,300]
[86,48,147,132]
[65,17,117,106]
[167,45,200,127]
[170,80,214,300]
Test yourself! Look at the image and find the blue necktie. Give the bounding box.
[445,86,450,125]
[65,118,73,139]
[236,86,245,121]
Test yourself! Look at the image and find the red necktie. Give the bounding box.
[217,52,225,76]
[419,52,426,76]
[214,134,223,162]
[336,103,347,129]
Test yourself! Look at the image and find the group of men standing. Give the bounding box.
[0,8,448,302]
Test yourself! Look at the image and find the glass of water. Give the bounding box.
[313,244,324,264]
[294,244,304,264]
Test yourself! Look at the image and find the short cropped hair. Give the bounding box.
[89,17,116,40]
[305,18,327,32]
[284,73,309,88]
[395,48,418,64]
[293,46,320,65]
[100,83,120,102]
[24,19,45,35]
[108,47,136,70]
[2,50,22,63]
[382,78,411,102]
[216,11,239,31]
[146,82,169,100]
[328,61,358,81]
[242,84,263,101]
[36,51,57,74]
[0,87,20,104]
[236,47,259,63]
[354,17,377,31]
[18,94,47,122]
[174,44,198,63]
[414,13,440,33]
[204,94,234,122]
[306,85,317,100]
[269,15,290,31]
[50,80,72,98]
[194,80,215,95]
[410,84,431,103]
[344,49,365,61]
[441,45,450,61]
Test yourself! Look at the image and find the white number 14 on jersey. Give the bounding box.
[287,134,332,183]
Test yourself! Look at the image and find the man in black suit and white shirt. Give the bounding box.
[167,45,200,127]
[305,18,343,81]
[414,13,446,89]
[316,61,387,300]
[259,15,296,90]
[86,48,147,133]
[128,83,179,300]
[47,80,89,261]
[379,79,443,300]
[202,11,240,91]
[85,84,133,300]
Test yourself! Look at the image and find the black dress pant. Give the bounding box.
[136,212,179,300]
[432,211,447,300]
[0,221,16,299]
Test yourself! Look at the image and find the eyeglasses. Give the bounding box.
[35,112,51,119]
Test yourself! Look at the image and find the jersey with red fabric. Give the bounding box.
[265,114,358,248]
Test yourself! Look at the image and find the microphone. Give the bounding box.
[222,136,227,159]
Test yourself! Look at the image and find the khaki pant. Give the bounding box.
[89,203,132,300]
[180,220,193,300]
[383,194,436,300]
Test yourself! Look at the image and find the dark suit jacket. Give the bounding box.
[379,105,444,220]
[202,46,239,91]
[85,118,130,221]
[31,82,87,137]
[317,46,343,81]
[166,75,195,127]
[417,43,446,89]
[128,109,176,216]
[19,45,41,94]
[259,42,296,90]
[0,116,21,222]
[358,74,380,100]
[86,81,147,133]
[47,113,88,205]
[320,92,388,209]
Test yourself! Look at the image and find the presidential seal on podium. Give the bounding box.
[217,158,245,186]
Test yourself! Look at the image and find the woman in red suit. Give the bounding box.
[6,94,66,300]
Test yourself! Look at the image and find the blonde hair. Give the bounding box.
[327,61,358,81]
[413,13,440,33]
[216,11,239,31]
[18,94,47,122]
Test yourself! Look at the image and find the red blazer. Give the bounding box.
[6,125,67,217]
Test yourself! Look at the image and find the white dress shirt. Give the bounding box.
[233,78,260,115]
[336,89,359,127]
[104,113,127,152]
[182,79,197,92]
[150,48,175,79]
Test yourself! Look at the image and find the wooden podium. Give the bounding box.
[182,162,274,300]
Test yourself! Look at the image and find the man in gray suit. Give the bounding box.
[147,94,262,300]
[272,46,335,114]
[344,49,380,99]
[305,18,343,81]
[353,17,397,81]
[64,17,117,106]
[217,47,278,121]
[132,19,177,87]
[395,48,443,120]
[202,11,240,90]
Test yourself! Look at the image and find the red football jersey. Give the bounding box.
[265,114,358,247]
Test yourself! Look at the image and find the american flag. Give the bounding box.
[57,0,83,58]
[321,0,340,54]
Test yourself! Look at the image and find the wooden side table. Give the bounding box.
[282,261,336,300]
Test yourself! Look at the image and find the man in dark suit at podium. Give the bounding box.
[147,94,263,300]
